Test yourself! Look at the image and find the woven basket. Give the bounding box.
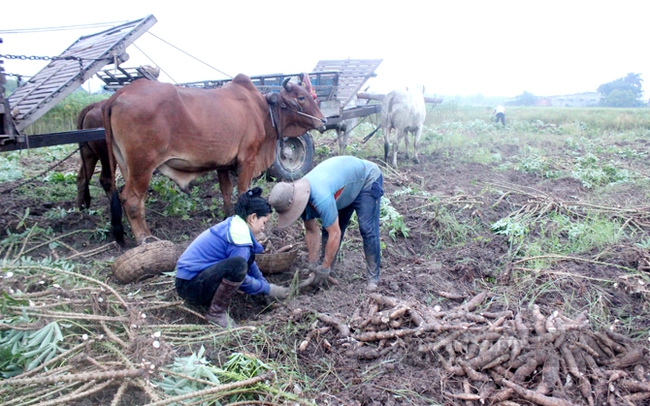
[256,248,298,275]
[112,240,180,284]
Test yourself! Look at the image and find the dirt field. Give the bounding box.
[1,129,650,405]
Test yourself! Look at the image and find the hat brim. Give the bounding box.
[275,178,310,229]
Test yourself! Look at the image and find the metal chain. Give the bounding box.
[0,53,82,62]
[0,54,110,71]
[0,147,81,195]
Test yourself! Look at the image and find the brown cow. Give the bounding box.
[76,100,111,210]
[103,73,326,245]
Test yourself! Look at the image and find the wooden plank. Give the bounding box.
[8,15,157,132]
[312,59,383,108]
[357,92,443,104]
[0,129,106,152]
[324,104,381,127]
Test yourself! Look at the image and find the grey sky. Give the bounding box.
[1,0,647,99]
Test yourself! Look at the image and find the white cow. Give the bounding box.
[334,96,365,155]
[381,88,426,167]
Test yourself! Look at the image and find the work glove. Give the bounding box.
[312,265,331,288]
[267,284,290,300]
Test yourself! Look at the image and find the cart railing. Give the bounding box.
[179,70,341,102]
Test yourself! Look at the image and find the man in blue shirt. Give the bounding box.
[269,156,384,291]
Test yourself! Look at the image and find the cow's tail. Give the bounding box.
[110,190,125,246]
[77,103,97,210]
[102,98,125,246]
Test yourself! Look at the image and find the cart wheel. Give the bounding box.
[266,132,315,181]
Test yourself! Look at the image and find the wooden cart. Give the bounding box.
[0,15,438,180]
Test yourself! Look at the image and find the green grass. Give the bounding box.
[522,211,625,257]
[24,92,110,135]
[425,103,650,128]
[0,154,24,182]
[420,201,484,249]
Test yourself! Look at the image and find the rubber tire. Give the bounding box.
[266,132,315,181]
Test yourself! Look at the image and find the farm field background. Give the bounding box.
[1,99,650,405]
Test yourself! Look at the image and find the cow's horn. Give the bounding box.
[282,78,292,90]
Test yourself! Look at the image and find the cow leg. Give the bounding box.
[217,169,234,216]
[234,164,257,209]
[92,140,114,202]
[413,128,422,164]
[120,173,153,245]
[336,122,348,155]
[383,128,391,164]
[392,130,402,168]
[76,142,99,210]
[336,127,344,155]
[404,132,411,160]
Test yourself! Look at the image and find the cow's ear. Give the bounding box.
[266,93,278,104]
[282,78,292,91]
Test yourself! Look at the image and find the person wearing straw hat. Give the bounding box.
[268,156,384,291]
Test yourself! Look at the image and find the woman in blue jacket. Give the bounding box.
[175,187,289,327]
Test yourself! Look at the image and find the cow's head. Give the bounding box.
[275,78,327,136]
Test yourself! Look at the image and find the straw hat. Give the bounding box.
[268,178,310,229]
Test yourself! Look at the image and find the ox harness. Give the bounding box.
[268,97,323,140]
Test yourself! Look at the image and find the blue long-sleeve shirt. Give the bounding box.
[175,216,269,295]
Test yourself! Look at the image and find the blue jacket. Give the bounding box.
[175,216,269,295]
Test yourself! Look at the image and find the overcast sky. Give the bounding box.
[1,0,648,99]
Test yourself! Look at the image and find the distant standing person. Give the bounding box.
[175,187,290,328]
[268,156,384,292]
[494,105,506,126]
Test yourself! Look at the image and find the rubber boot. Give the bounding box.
[205,279,241,328]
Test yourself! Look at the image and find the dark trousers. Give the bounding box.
[175,256,247,306]
[496,113,505,126]
[322,174,384,282]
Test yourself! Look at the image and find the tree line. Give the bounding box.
[508,73,646,108]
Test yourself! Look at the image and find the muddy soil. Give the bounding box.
[1,137,649,405]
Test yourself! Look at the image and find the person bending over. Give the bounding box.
[175,187,289,328]
[494,105,506,126]
[269,156,384,292]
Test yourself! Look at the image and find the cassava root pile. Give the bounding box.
[300,292,649,405]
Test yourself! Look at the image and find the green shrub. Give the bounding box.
[571,153,629,188]
[0,154,23,182]
[149,177,199,219]
[380,197,409,241]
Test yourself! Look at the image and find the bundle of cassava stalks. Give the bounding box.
[303,292,649,405]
